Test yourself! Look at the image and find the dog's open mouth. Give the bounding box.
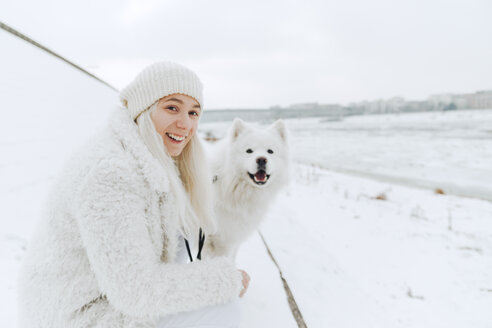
[248,170,270,185]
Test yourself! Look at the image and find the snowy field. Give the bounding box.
[2,28,492,327]
[259,164,492,327]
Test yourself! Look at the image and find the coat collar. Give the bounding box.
[108,108,170,194]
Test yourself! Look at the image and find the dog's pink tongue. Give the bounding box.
[255,171,266,181]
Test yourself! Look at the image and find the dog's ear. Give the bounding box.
[270,119,288,142]
[230,118,247,141]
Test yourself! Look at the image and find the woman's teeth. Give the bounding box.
[167,133,186,141]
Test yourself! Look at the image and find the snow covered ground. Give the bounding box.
[1,27,491,327]
[258,164,492,327]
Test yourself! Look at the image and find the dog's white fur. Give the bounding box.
[207,118,290,258]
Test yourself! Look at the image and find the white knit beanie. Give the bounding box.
[119,61,204,121]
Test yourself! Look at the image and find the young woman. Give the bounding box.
[18,62,250,328]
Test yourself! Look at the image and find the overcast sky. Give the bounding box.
[1,0,491,109]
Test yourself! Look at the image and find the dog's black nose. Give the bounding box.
[256,157,267,166]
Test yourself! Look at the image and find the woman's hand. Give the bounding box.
[238,269,250,297]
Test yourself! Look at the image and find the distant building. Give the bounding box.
[465,90,492,109]
[348,96,429,114]
[428,90,492,110]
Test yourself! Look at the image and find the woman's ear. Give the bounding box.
[230,118,247,141]
[270,119,287,142]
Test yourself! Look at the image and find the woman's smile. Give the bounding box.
[166,132,187,142]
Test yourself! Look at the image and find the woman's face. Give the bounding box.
[151,94,201,157]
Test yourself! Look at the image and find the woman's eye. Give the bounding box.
[246,149,253,153]
[267,149,274,154]
[167,106,178,111]
[189,111,199,117]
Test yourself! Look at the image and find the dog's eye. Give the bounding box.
[267,149,274,154]
[246,149,253,153]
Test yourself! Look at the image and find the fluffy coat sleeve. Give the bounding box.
[76,158,242,319]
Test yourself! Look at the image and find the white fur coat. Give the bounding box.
[17,109,242,328]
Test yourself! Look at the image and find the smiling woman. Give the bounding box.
[18,61,250,328]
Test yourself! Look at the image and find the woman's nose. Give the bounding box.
[176,113,192,130]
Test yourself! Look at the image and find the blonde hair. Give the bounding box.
[135,103,216,238]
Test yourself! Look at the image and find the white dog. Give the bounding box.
[206,118,290,258]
